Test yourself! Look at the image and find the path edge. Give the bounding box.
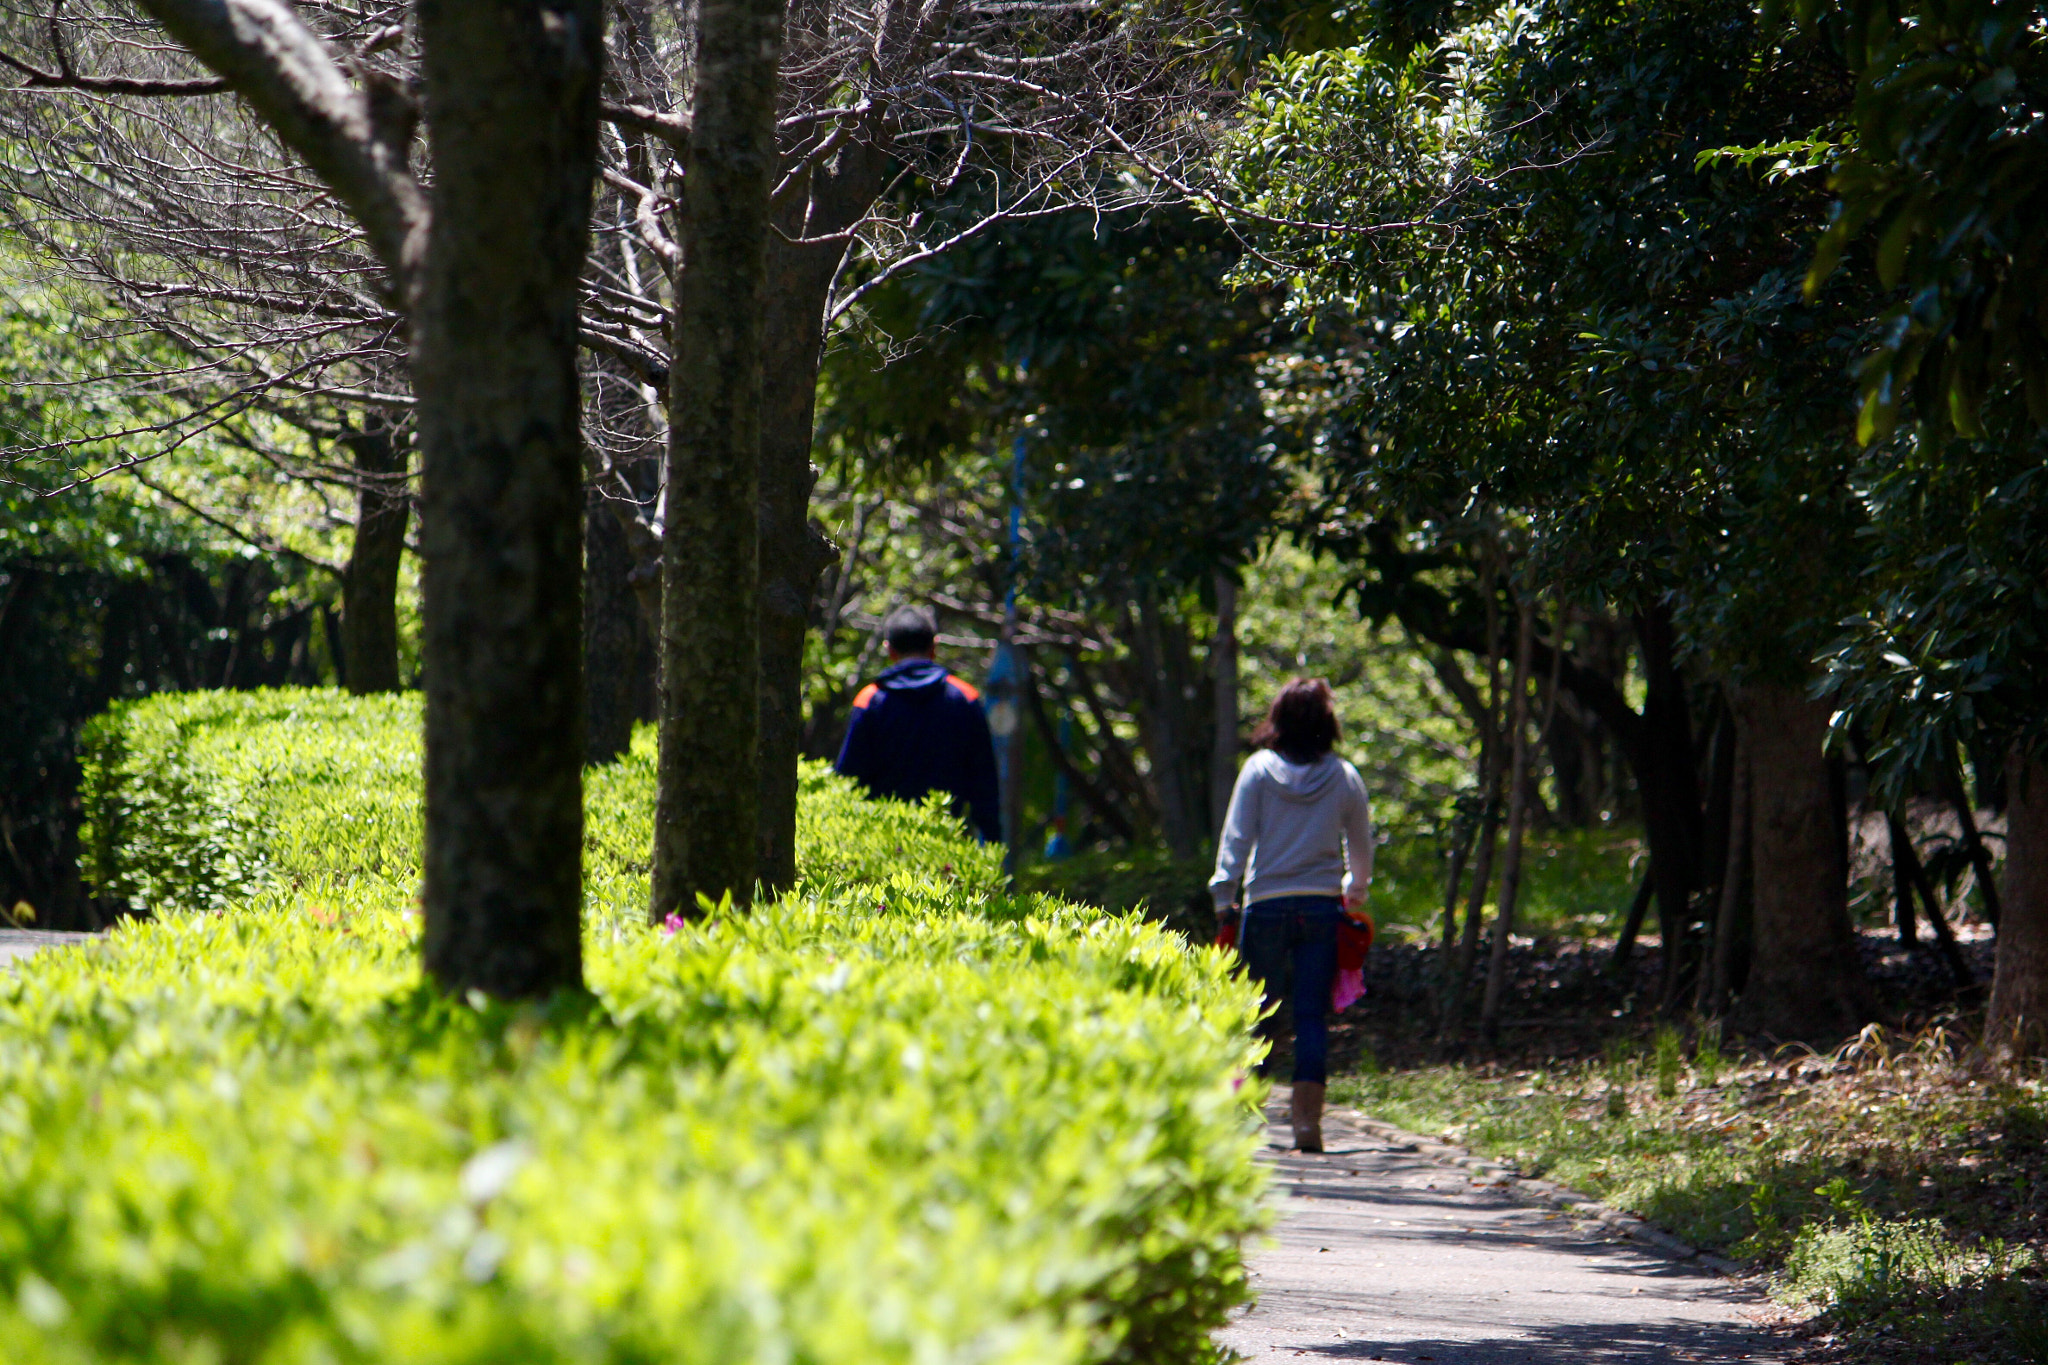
[1333,1105,1752,1278]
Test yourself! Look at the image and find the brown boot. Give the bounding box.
[1290,1082,1325,1153]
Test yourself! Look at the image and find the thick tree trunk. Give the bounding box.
[1481,596,1537,1041]
[340,418,407,694]
[584,494,645,764]
[752,147,883,891]
[1730,682,1869,1039]
[415,0,602,998]
[1633,606,1702,1006]
[1987,750,2048,1058]
[1210,570,1240,839]
[651,0,788,917]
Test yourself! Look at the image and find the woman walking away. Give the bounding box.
[1211,678,1374,1152]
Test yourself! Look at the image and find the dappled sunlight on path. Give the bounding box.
[1219,1088,1787,1364]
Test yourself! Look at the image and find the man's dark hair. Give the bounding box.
[1250,677,1340,763]
[883,604,938,656]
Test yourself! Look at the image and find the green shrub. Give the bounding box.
[80,688,1004,917]
[1015,845,1216,941]
[1780,1213,2034,1313]
[30,688,1268,1365]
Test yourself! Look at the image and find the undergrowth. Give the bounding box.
[1019,827,1644,941]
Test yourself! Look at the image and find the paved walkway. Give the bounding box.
[1219,1088,1785,1365]
[0,929,95,965]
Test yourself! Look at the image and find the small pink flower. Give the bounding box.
[661,913,686,937]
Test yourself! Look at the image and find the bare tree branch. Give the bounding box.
[133,0,427,287]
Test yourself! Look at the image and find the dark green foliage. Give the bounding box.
[0,495,334,927]
[1823,437,2048,784]
[827,209,1294,600]
[1229,0,1879,674]
[0,292,341,927]
[1792,0,2048,442]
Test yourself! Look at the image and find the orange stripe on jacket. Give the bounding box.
[946,674,981,702]
[852,682,880,709]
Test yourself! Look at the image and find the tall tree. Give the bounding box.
[1217,0,1884,1032]
[93,0,606,997]
[1790,0,2048,1055]
[649,0,787,916]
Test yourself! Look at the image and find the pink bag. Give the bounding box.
[1331,911,1373,1012]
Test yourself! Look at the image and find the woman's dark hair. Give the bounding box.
[1251,678,1340,763]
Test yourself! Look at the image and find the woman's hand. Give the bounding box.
[1341,892,1364,913]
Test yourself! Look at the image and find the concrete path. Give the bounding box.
[1219,1088,1785,1365]
[0,929,94,965]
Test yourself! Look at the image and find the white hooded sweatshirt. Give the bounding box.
[1207,749,1374,912]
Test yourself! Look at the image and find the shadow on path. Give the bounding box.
[1218,1090,1789,1365]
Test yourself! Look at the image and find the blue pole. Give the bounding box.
[985,427,1029,871]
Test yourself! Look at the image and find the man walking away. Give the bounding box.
[835,605,1002,842]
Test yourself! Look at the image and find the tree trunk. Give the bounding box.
[1633,606,1702,1007]
[1131,592,1200,860]
[415,0,602,998]
[651,0,788,917]
[584,493,645,764]
[1987,749,2048,1059]
[752,146,884,892]
[1611,864,1655,971]
[340,417,407,695]
[1481,596,1537,1041]
[1442,562,1504,1041]
[1888,811,1919,946]
[1704,735,1749,1013]
[1730,682,1869,1039]
[1945,761,2004,928]
[1209,570,1240,839]
[1890,811,1977,993]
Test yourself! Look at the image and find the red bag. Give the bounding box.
[1332,910,1374,1012]
[1215,917,1239,951]
[1335,911,1374,970]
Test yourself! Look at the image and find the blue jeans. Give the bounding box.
[1240,895,1342,1084]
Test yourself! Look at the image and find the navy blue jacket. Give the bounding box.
[834,658,1002,842]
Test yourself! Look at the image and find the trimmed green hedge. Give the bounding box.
[12,689,1268,1365]
[79,688,1005,916]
